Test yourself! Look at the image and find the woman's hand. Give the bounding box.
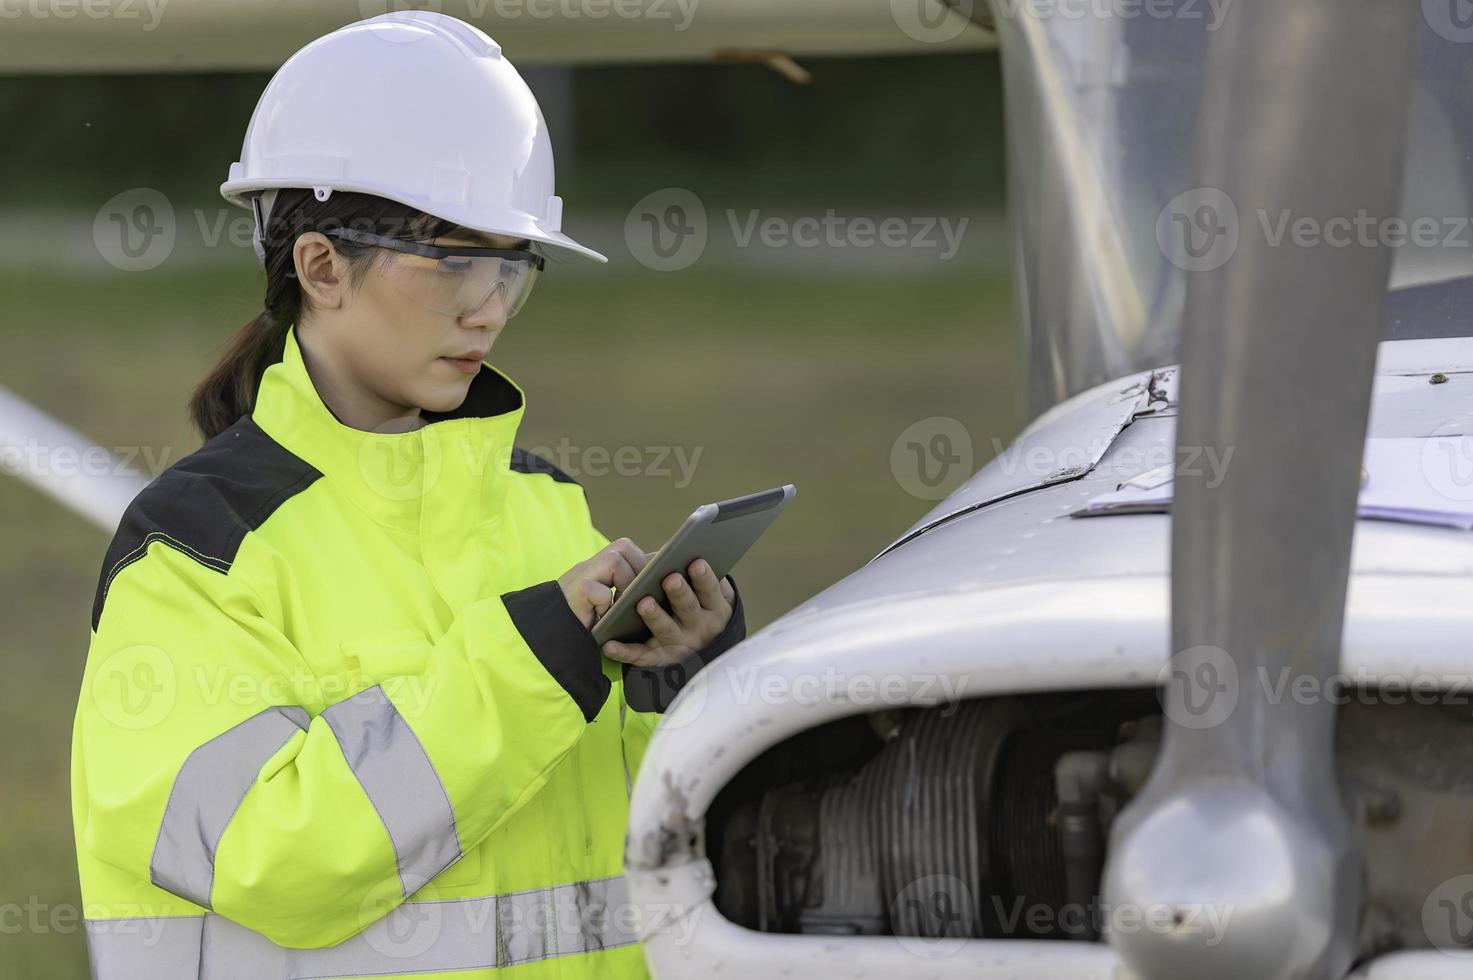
[599,559,736,669]
[558,537,649,628]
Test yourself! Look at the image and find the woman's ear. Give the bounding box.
[293,231,349,311]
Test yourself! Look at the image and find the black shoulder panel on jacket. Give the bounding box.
[510,446,579,487]
[91,416,322,632]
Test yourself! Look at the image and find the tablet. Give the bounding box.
[591,484,796,646]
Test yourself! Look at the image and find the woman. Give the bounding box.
[71,12,743,979]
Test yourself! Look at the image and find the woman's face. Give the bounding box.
[293,227,530,431]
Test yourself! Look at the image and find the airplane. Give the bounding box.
[10,2,1473,979]
[619,4,1473,980]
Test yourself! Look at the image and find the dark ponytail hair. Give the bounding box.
[188,189,460,440]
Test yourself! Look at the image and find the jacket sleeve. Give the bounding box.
[585,525,746,783]
[75,539,610,949]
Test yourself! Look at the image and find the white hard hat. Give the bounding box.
[220,10,606,266]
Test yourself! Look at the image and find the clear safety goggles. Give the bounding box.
[324,227,544,319]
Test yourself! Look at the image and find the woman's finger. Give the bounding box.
[594,549,639,592]
[720,575,735,605]
[607,537,649,575]
[580,577,615,622]
[663,572,702,623]
[602,638,655,668]
[638,596,687,655]
[686,559,723,610]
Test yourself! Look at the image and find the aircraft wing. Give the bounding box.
[0,0,991,74]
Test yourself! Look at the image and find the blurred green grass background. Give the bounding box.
[0,51,1018,975]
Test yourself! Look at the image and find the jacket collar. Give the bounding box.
[252,323,527,532]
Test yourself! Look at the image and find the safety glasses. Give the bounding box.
[324,227,544,319]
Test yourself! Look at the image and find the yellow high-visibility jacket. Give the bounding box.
[71,323,744,979]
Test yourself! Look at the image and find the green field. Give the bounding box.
[0,256,1018,974]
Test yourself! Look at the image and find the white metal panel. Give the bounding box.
[1348,953,1473,978]
[628,344,1473,977]
[1373,336,1473,376]
[877,367,1169,557]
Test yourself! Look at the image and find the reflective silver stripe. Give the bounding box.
[322,684,462,897]
[85,916,203,980]
[83,875,639,980]
[151,705,310,908]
